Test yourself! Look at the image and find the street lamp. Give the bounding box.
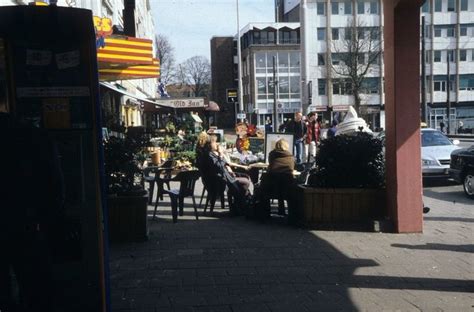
[236,0,244,122]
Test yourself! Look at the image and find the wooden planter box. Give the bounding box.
[296,186,386,225]
[107,193,149,243]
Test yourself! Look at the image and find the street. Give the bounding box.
[423,178,472,214]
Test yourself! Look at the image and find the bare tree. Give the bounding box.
[155,34,176,84]
[177,56,211,97]
[331,18,382,114]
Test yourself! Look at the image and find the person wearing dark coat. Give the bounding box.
[327,119,338,138]
[259,138,296,218]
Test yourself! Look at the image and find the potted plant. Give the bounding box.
[104,134,150,242]
[296,132,386,227]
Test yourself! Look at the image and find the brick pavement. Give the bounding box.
[109,180,473,311]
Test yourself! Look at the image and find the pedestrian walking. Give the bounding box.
[305,112,320,162]
[286,112,306,164]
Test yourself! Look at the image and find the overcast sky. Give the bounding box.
[152,0,275,64]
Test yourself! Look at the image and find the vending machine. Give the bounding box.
[0,5,108,311]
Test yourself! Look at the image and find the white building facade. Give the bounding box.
[300,0,474,132]
[240,22,302,128]
[421,0,474,131]
[301,0,385,129]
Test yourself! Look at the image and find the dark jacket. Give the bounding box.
[268,150,294,175]
[286,120,306,140]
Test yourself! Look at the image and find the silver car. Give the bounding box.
[421,129,461,178]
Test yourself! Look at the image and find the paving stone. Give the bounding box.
[109,181,473,311]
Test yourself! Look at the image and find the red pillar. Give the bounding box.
[384,0,424,233]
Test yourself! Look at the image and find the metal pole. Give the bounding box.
[273,56,279,132]
[447,51,451,134]
[236,0,244,121]
[421,16,427,123]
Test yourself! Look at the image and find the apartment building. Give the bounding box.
[287,0,474,131]
[300,0,384,128]
[421,0,474,130]
[240,22,302,127]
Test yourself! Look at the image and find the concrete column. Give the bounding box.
[384,0,424,233]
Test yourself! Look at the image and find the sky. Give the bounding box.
[152,0,275,64]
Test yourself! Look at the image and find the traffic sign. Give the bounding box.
[237,113,246,119]
[226,89,238,103]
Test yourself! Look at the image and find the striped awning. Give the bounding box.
[97,36,154,66]
[99,58,160,81]
[97,35,160,81]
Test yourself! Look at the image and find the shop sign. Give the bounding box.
[93,16,113,37]
[156,98,205,108]
[94,16,112,48]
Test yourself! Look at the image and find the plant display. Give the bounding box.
[104,135,150,196]
[174,150,196,165]
[308,132,385,188]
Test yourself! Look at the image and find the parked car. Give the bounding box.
[421,129,461,178]
[377,129,461,178]
[449,145,474,199]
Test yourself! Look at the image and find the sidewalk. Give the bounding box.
[109,181,473,311]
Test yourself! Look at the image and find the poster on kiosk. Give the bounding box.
[0,5,109,312]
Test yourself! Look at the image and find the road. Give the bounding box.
[457,138,473,149]
[423,178,472,214]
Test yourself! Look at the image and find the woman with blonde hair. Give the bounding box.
[268,138,294,175]
[258,138,296,219]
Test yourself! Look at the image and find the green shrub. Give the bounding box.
[308,133,385,188]
[174,150,196,165]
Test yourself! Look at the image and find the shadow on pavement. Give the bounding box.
[391,243,474,253]
[109,202,473,311]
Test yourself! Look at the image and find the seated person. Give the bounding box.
[259,138,296,218]
[203,135,253,214]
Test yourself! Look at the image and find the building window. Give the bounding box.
[332,80,352,95]
[290,76,300,94]
[358,53,365,64]
[344,27,352,40]
[317,28,326,40]
[318,79,326,96]
[434,28,442,37]
[447,0,455,12]
[461,0,468,11]
[422,1,430,13]
[361,77,379,94]
[434,50,441,62]
[459,74,474,90]
[278,52,289,69]
[332,2,339,15]
[447,27,455,37]
[332,28,339,40]
[289,52,300,68]
[357,1,365,14]
[434,81,446,92]
[435,0,442,12]
[460,50,467,61]
[317,2,326,15]
[460,26,467,36]
[370,1,378,14]
[369,27,380,40]
[344,1,352,14]
[318,53,325,65]
[332,53,343,65]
